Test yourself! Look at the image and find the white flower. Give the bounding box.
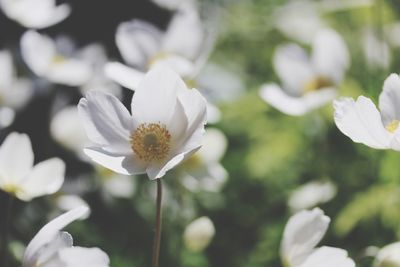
[0,0,70,29]
[183,216,215,252]
[374,242,400,267]
[0,132,65,201]
[334,73,400,151]
[151,0,191,10]
[181,128,228,193]
[281,208,355,267]
[288,181,337,212]
[260,28,349,116]
[22,206,110,267]
[362,27,391,70]
[0,50,32,128]
[78,65,207,180]
[21,31,92,86]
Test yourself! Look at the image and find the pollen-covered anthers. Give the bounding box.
[303,76,333,93]
[130,123,171,162]
[385,120,400,133]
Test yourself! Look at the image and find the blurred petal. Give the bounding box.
[0,107,15,128]
[104,62,144,90]
[102,174,135,198]
[152,55,195,78]
[43,247,110,267]
[299,246,355,267]
[197,128,227,164]
[0,50,13,87]
[379,73,400,126]
[47,59,92,86]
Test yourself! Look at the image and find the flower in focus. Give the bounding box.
[281,208,355,267]
[183,216,215,252]
[260,28,350,116]
[374,242,400,267]
[0,0,70,29]
[21,31,92,86]
[288,180,337,212]
[0,132,65,201]
[22,206,110,267]
[78,65,207,180]
[180,128,228,193]
[0,50,33,128]
[334,73,400,151]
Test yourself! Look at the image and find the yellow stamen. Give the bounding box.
[3,183,19,195]
[52,55,66,64]
[303,76,333,93]
[130,123,171,163]
[147,52,169,68]
[385,120,400,133]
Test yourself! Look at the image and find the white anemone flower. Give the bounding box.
[0,132,65,201]
[183,216,215,252]
[260,28,350,116]
[281,208,355,267]
[181,128,228,193]
[78,65,207,180]
[334,73,400,151]
[22,206,110,267]
[21,30,92,86]
[0,0,70,29]
[0,50,32,128]
[374,242,400,267]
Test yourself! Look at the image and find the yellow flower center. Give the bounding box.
[52,55,67,64]
[147,52,170,68]
[385,120,400,133]
[303,76,333,93]
[3,183,19,195]
[130,123,171,163]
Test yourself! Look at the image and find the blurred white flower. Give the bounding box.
[374,242,400,267]
[334,73,400,151]
[0,0,70,29]
[281,208,355,267]
[362,27,391,70]
[288,181,337,212]
[55,195,90,215]
[96,166,136,199]
[260,28,349,116]
[78,66,207,180]
[0,50,33,128]
[183,216,215,252]
[151,0,191,10]
[22,206,110,267]
[21,31,92,86]
[0,132,65,201]
[181,128,228,193]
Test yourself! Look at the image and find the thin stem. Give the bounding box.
[152,179,163,267]
[1,194,14,267]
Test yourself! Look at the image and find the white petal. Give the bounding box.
[374,242,400,267]
[0,50,14,88]
[84,147,146,175]
[362,27,391,70]
[333,96,392,149]
[116,19,163,68]
[0,132,34,186]
[151,0,184,10]
[183,216,215,252]
[281,208,330,267]
[56,195,90,214]
[379,73,400,125]
[43,247,110,267]
[147,153,186,180]
[260,83,336,116]
[36,232,72,266]
[132,65,185,124]
[102,174,135,198]
[104,62,144,90]
[197,128,227,164]
[312,28,350,84]
[2,78,33,109]
[78,90,133,154]
[22,206,89,267]
[17,158,65,201]
[47,59,92,86]
[273,44,315,96]
[152,54,196,78]
[20,30,55,76]
[299,246,355,267]
[0,107,15,128]
[167,98,189,145]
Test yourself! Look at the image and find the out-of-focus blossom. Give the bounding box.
[385,23,400,48]
[151,0,191,10]
[0,0,70,29]
[181,128,228,193]
[334,73,400,151]
[260,29,349,116]
[78,66,207,180]
[374,242,400,267]
[288,181,337,212]
[183,216,215,252]
[362,27,391,70]
[21,31,92,86]
[0,132,65,201]
[281,208,355,267]
[55,194,90,215]
[0,50,32,128]
[96,166,136,199]
[22,206,110,267]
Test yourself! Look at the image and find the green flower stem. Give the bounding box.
[152,178,163,267]
[1,194,14,267]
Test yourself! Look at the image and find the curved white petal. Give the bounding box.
[0,132,34,186]
[379,73,400,125]
[0,107,15,128]
[333,96,392,149]
[35,232,72,266]
[42,247,110,267]
[281,208,330,267]
[151,0,186,10]
[260,83,336,116]
[147,152,186,180]
[20,30,55,76]
[197,128,227,164]
[312,28,350,84]
[116,19,163,68]
[374,242,400,267]
[78,90,133,154]
[167,98,189,145]
[17,158,65,201]
[104,62,144,90]
[22,206,89,267]
[84,147,146,175]
[273,44,314,96]
[299,246,355,267]
[47,59,92,86]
